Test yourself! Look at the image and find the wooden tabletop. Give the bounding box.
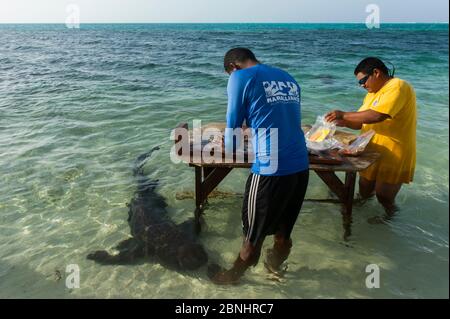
[186,152,380,172]
[176,122,380,172]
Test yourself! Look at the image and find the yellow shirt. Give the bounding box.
[358,78,417,184]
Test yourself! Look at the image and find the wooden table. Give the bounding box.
[174,122,379,240]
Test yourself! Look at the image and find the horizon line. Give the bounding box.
[0,21,448,25]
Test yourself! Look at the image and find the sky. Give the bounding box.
[0,0,448,23]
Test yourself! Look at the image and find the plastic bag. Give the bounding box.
[338,130,375,156]
[305,115,337,152]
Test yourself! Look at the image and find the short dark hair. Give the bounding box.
[354,57,390,76]
[224,48,259,73]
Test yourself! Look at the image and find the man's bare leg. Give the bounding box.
[376,181,402,215]
[208,239,263,285]
[368,181,402,224]
[356,176,376,204]
[264,232,292,276]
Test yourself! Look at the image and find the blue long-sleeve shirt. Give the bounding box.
[225,64,309,176]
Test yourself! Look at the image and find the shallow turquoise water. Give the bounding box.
[0,24,448,298]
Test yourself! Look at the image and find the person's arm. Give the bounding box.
[333,119,364,130]
[325,109,389,129]
[224,72,246,153]
[326,81,406,130]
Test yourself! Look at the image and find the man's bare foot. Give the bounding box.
[367,213,395,225]
[263,248,289,278]
[207,255,252,285]
[368,215,387,224]
[354,193,374,206]
[383,203,399,216]
[264,260,288,278]
[207,263,241,285]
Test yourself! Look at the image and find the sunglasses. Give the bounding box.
[358,69,374,86]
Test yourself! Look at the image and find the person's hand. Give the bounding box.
[325,110,344,123]
[210,133,224,147]
[333,119,347,127]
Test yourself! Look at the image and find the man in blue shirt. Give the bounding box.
[208,48,309,284]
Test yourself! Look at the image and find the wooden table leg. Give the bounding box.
[342,172,356,241]
[193,166,233,234]
[194,166,204,234]
[202,167,214,207]
[315,170,356,240]
[315,171,345,201]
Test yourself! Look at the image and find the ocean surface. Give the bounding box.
[0,23,448,299]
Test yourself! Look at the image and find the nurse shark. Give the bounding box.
[87,147,208,271]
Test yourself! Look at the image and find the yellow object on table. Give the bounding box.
[308,128,331,142]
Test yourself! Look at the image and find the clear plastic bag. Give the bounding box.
[305,115,337,151]
[338,130,375,156]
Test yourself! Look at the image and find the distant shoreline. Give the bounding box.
[0,22,448,25]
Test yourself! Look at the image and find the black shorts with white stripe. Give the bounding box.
[242,169,309,246]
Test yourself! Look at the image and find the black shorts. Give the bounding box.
[242,169,309,245]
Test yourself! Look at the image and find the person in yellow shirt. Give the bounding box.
[325,57,416,222]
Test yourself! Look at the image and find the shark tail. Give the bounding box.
[133,146,160,177]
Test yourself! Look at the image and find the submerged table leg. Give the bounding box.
[194,166,204,234]
[193,166,233,234]
[342,172,356,240]
[315,170,357,240]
